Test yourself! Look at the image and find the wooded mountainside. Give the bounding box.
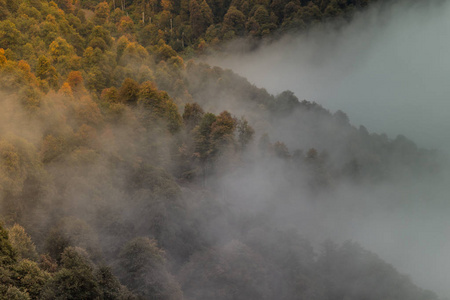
[0,0,441,299]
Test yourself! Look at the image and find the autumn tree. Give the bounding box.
[121,41,149,66]
[159,0,172,12]
[118,77,140,104]
[210,111,236,148]
[156,40,177,61]
[118,16,135,35]
[115,35,130,61]
[49,37,79,76]
[66,71,85,96]
[93,2,110,25]
[35,55,58,90]
[100,87,119,103]
[49,37,74,60]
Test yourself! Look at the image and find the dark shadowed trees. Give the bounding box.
[116,237,182,300]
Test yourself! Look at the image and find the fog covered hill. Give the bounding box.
[0,0,443,299]
[185,62,438,182]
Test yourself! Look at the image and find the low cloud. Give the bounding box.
[206,1,450,297]
[209,0,450,151]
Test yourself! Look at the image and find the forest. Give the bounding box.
[0,0,442,299]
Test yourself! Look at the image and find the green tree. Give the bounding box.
[1,286,30,300]
[0,20,22,50]
[183,102,204,131]
[96,266,132,300]
[0,136,46,222]
[8,224,38,261]
[190,0,213,37]
[165,100,183,134]
[0,223,49,300]
[222,6,246,37]
[194,112,216,164]
[0,223,16,265]
[14,259,50,299]
[5,0,19,14]
[41,247,101,300]
[137,81,165,116]
[179,240,272,300]
[88,25,113,49]
[116,237,182,300]
[237,117,254,149]
[54,0,75,13]
[44,217,101,263]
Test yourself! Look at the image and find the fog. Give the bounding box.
[206,1,450,298]
[209,0,450,151]
[2,1,450,297]
[215,151,450,298]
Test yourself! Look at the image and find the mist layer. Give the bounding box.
[207,1,450,297]
[209,0,450,151]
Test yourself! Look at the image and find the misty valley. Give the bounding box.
[0,0,448,299]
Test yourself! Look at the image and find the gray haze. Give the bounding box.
[209,0,450,151]
[207,1,450,298]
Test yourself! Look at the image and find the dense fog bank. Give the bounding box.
[209,0,450,151]
[0,0,448,298]
[205,0,450,297]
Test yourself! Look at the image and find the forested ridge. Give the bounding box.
[0,0,441,299]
